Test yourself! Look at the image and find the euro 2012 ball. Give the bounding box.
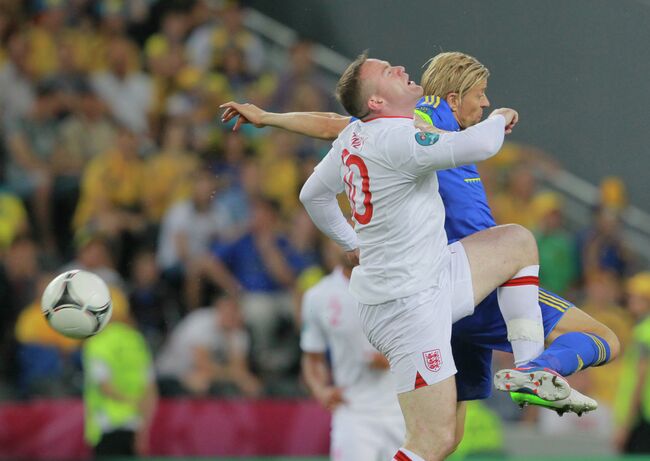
[41,270,112,339]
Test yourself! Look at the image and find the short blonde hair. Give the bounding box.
[421,52,490,100]
[335,51,370,118]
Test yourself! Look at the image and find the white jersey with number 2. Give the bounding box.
[312,115,506,305]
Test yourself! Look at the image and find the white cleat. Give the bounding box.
[510,388,598,417]
[493,367,571,401]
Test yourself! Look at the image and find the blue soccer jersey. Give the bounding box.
[415,96,496,243]
[414,95,573,401]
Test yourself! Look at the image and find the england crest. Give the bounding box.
[423,349,442,372]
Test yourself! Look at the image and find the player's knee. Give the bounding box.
[504,223,538,266]
[601,327,621,361]
[410,427,457,460]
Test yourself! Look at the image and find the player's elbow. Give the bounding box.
[298,183,313,207]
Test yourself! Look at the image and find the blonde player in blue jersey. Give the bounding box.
[220,50,619,450]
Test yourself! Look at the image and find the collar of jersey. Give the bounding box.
[362,115,414,123]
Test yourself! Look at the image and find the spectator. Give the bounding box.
[615,272,650,454]
[206,197,301,373]
[58,82,117,173]
[60,233,125,289]
[128,249,177,351]
[91,37,153,136]
[156,295,261,397]
[0,235,41,316]
[72,123,148,270]
[256,130,301,216]
[186,1,265,75]
[83,285,158,457]
[0,237,41,391]
[581,270,635,408]
[141,118,199,223]
[0,30,36,130]
[532,191,578,296]
[14,272,81,397]
[0,187,29,255]
[491,165,539,229]
[157,167,236,307]
[272,40,331,112]
[580,206,634,278]
[5,78,64,252]
[24,0,68,79]
[144,8,191,137]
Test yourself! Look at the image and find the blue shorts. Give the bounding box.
[452,287,573,401]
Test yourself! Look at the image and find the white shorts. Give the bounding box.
[357,241,474,394]
[331,406,405,461]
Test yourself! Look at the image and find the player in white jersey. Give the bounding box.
[298,53,539,461]
[301,241,404,461]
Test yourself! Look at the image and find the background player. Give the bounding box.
[219,51,618,426]
[301,240,404,460]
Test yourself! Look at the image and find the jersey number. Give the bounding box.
[342,149,373,224]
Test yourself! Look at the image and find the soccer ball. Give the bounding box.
[41,270,113,339]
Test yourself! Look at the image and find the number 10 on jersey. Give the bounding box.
[342,148,373,225]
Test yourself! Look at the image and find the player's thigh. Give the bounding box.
[546,306,620,358]
[398,375,458,457]
[459,224,537,306]
[358,285,456,393]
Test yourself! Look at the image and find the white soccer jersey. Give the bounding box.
[311,115,505,305]
[300,267,401,413]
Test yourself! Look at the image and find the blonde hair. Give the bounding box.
[421,52,490,100]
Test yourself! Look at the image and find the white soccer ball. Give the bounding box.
[41,270,113,339]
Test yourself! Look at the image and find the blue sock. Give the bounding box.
[523,332,611,376]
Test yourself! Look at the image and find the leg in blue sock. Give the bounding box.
[524,332,611,376]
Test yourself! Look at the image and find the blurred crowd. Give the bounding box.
[0,0,649,451]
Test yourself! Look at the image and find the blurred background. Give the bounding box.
[0,0,649,460]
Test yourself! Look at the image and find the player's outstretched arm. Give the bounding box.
[220,101,350,140]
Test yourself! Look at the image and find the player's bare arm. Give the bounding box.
[220,101,350,140]
[301,352,346,411]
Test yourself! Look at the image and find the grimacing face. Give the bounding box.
[456,79,490,129]
[361,59,423,113]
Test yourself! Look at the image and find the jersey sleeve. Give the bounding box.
[414,96,460,131]
[300,288,328,353]
[313,148,344,193]
[299,151,359,251]
[381,116,506,176]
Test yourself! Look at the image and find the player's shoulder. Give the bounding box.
[416,95,444,110]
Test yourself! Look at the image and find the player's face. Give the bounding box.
[456,79,490,128]
[362,59,423,111]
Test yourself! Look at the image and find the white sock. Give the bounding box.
[393,447,426,461]
[497,265,544,366]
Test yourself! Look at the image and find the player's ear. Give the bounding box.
[367,96,384,112]
[446,92,459,112]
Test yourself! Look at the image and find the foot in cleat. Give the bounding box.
[509,389,598,416]
[493,367,571,401]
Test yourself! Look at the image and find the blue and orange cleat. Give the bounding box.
[493,366,571,401]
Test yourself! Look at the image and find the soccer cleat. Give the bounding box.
[510,389,598,417]
[493,367,571,401]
